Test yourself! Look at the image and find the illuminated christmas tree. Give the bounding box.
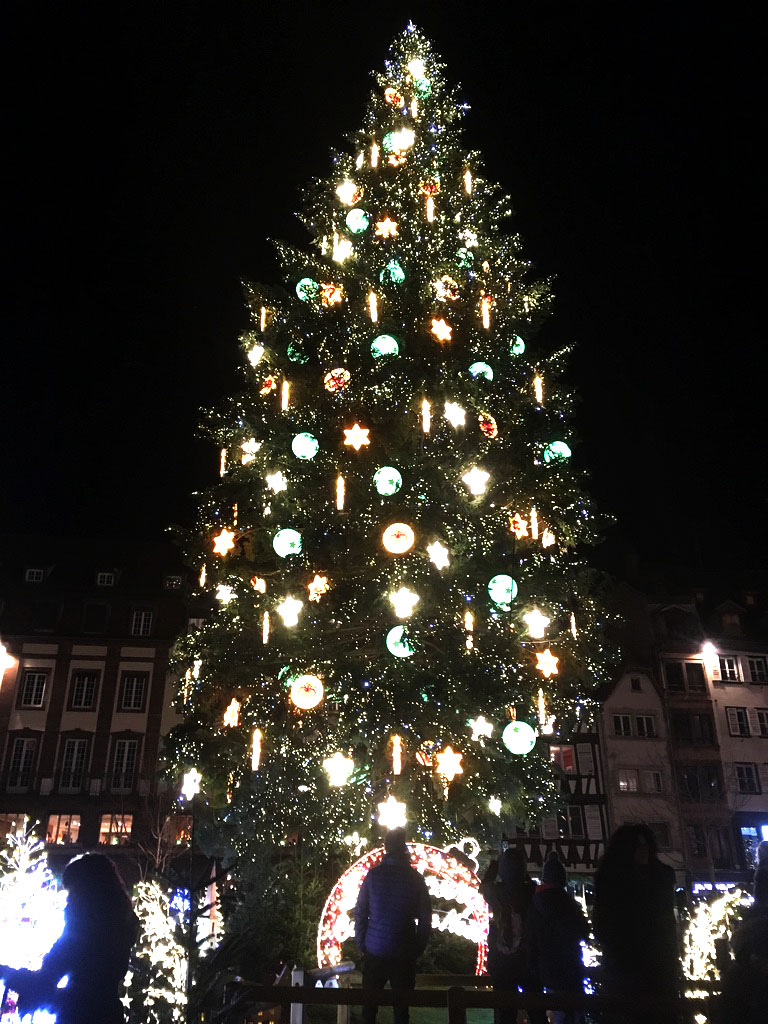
[169,26,611,860]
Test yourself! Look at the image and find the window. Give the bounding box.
[756,709,768,738]
[161,815,193,845]
[613,714,632,737]
[688,825,732,867]
[557,806,585,838]
[60,738,88,792]
[119,672,148,712]
[642,769,664,793]
[19,671,47,708]
[130,610,153,637]
[663,661,684,691]
[111,740,138,791]
[672,713,714,745]
[550,745,575,773]
[96,571,115,587]
[747,657,768,684]
[99,813,133,845]
[740,826,761,868]
[727,707,750,737]
[164,575,182,590]
[678,763,722,802]
[617,769,639,792]
[685,662,707,692]
[46,814,80,845]
[636,715,656,738]
[630,677,642,692]
[735,762,760,795]
[7,738,36,790]
[687,825,707,858]
[24,568,45,583]
[648,821,671,850]
[70,671,99,710]
[662,661,706,692]
[720,656,740,682]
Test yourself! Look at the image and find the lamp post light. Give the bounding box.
[0,640,16,686]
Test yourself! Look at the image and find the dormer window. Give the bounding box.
[96,571,115,587]
[24,568,45,583]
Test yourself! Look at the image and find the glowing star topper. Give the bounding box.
[223,698,240,728]
[343,423,370,451]
[430,318,453,343]
[389,586,420,619]
[462,467,490,495]
[523,608,551,639]
[427,540,450,570]
[212,528,236,556]
[323,751,354,787]
[181,768,202,801]
[468,715,494,742]
[444,401,466,427]
[265,471,287,493]
[276,596,303,627]
[536,648,559,678]
[489,796,502,816]
[377,794,407,830]
[435,745,463,783]
[307,574,329,602]
[375,217,399,238]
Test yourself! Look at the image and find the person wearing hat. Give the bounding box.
[524,851,589,1024]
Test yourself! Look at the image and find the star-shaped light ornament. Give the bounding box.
[435,746,463,783]
[241,438,261,465]
[265,471,287,493]
[223,698,240,728]
[468,715,494,743]
[427,541,450,570]
[509,514,529,539]
[212,528,236,557]
[375,217,399,239]
[389,586,420,619]
[444,402,466,427]
[431,318,453,343]
[377,794,407,830]
[489,797,502,816]
[523,608,551,640]
[276,596,303,627]
[215,584,235,605]
[307,574,330,602]
[181,768,202,802]
[536,648,560,678]
[323,751,354,787]
[343,423,370,451]
[462,467,490,495]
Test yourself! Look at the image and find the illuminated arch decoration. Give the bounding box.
[317,842,489,974]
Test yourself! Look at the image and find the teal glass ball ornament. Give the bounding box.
[373,466,403,496]
[456,247,474,268]
[413,77,432,98]
[543,441,572,463]
[296,277,319,301]
[379,260,405,285]
[469,361,494,381]
[382,131,399,154]
[371,334,400,359]
[386,625,414,659]
[273,529,302,558]
[510,335,526,355]
[502,721,537,755]
[345,209,370,234]
[287,341,309,364]
[292,433,319,460]
[488,574,518,610]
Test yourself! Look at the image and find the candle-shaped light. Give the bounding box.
[251,728,262,770]
[426,196,435,222]
[530,506,539,540]
[336,474,345,511]
[281,380,290,411]
[464,168,473,194]
[368,291,378,322]
[421,398,431,433]
[371,141,379,167]
[220,448,227,477]
[464,609,474,650]
[533,375,543,404]
[481,294,491,329]
[570,612,578,639]
[262,611,270,645]
[260,305,267,332]
[392,735,403,776]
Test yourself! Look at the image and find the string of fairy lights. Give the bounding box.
[168,25,614,851]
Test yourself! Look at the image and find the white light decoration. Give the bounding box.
[332,235,354,263]
[336,179,360,205]
[323,751,354,787]
[480,294,492,329]
[421,397,431,432]
[523,608,551,639]
[251,728,262,770]
[382,523,415,554]
[212,528,236,556]
[702,641,718,676]
[462,467,489,495]
[370,141,379,167]
[426,196,435,221]
[464,609,474,650]
[251,575,266,593]
[570,611,578,639]
[272,528,302,557]
[289,673,324,710]
[223,697,240,727]
[343,832,368,857]
[181,768,202,801]
[406,58,426,78]
[427,540,450,570]
[262,611,270,645]
[391,735,403,775]
[375,217,399,238]
[343,423,370,450]
[281,379,290,410]
[468,715,494,743]
[389,586,420,618]
[435,745,463,783]
[308,574,330,602]
[536,648,559,678]
[386,625,414,658]
[444,401,466,427]
[247,343,265,366]
[542,528,556,548]
[265,470,287,493]
[464,168,473,194]
[241,438,260,464]
[387,127,415,152]
[530,506,539,539]
[199,564,206,587]
[260,305,268,332]
[682,887,751,985]
[377,794,407,830]
[537,688,556,735]
[509,513,529,539]
[1,641,16,678]
[502,721,537,756]
[215,584,235,605]
[430,317,452,342]
[489,797,502,816]
[317,844,490,976]
[276,596,303,627]
[220,447,227,477]
[336,474,345,510]
[533,374,543,404]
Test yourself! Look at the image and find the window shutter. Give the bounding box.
[541,816,558,839]
[89,778,102,796]
[39,778,52,796]
[726,708,740,734]
[747,709,761,736]
[577,743,595,776]
[758,764,768,794]
[583,804,603,839]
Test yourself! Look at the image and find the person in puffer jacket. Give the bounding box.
[354,828,432,1024]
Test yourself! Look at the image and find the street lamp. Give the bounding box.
[0,641,15,686]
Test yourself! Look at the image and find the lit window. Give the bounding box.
[99,813,133,845]
[618,769,639,792]
[0,814,28,841]
[549,745,575,773]
[719,656,740,682]
[161,815,193,845]
[70,671,99,710]
[46,814,81,845]
[19,671,47,708]
[96,571,115,587]
[130,610,153,637]
[24,568,45,583]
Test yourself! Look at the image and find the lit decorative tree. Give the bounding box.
[0,827,65,974]
[123,881,187,1024]
[168,26,611,860]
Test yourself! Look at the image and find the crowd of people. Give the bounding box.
[1,826,766,1023]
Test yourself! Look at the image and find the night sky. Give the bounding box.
[3,1,763,575]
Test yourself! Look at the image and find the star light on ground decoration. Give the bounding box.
[468,715,494,742]
[323,751,354,787]
[389,586,420,618]
[343,423,370,451]
[307,574,330,602]
[276,596,303,627]
[377,794,407,830]
[536,648,559,678]
[427,540,450,570]
[435,745,463,783]
[212,528,236,556]
[523,608,551,639]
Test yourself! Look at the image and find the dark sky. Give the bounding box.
[2,1,763,575]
